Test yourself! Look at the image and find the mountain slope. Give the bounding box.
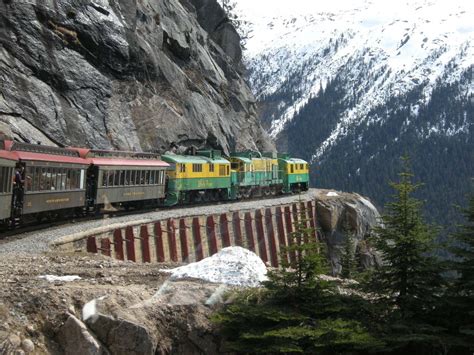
[233,0,473,226]
[0,0,274,154]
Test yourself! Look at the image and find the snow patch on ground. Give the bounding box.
[38,275,81,282]
[327,192,339,197]
[162,247,268,287]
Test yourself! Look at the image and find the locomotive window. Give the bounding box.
[219,165,226,176]
[226,165,229,175]
[209,164,215,172]
[192,164,202,173]
[290,165,294,173]
[231,163,238,170]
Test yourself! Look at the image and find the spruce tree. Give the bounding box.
[448,194,474,348]
[366,156,446,350]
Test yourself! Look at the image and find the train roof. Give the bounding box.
[10,151,89,165]
[162,154,230,164]
[0,150,18,162]
[229,156,252,164]
[1,141,88,165]
[279,157,308,164]
[89,157,169,167]
[68,147,161,160]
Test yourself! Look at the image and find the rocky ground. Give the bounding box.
[0,252,210,354]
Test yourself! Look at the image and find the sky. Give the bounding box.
[234,0,474,18]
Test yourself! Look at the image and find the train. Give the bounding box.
[0,139,309,226]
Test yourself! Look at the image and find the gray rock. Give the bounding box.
[57,314,105,355]
[0,0,273,154]
[20,339,34,353]
[8,334,21,348]
[86,314,155,355]
[315,190,382,275]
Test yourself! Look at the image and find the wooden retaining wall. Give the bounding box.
[54,201,318,267]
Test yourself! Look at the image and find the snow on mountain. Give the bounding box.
[232,0,473,160]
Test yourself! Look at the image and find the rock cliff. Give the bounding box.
[0,0,274,154]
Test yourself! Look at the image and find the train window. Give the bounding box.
[209,164,215,172]
[181,164,186,173]
[0,167,4,192]
[3,167,7,192]
[231,162,238,170]
[65,170,70,190]
[299,164,303,170]
[107,171,113,187]
[58,169,64,190]
[112,170,119,186]
[79,169,85,189]
[192,164,202,173]
[55,168,61,190]
[226,165,229,175]
[132,170,140,185]
[219,165,225,176]
[123,170,129,186]
[101,171,107,187]
[290,165,294,174]
[1,167,5,192]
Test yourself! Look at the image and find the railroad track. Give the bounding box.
[0,191,312,247]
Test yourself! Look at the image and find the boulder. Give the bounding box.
[57,314,105,355]
[314,190,382,275]
[86,314,155,355]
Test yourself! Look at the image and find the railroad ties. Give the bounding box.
[81,200,318,267]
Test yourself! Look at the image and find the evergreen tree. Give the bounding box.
[365,156,447,351]
[447,194,474,349]
[214,202,382,353]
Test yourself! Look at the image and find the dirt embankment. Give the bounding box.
[1,253,221,354]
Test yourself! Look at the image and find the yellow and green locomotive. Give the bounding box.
[161,150,231,205]
[162,150,310,206]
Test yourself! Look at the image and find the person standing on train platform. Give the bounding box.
[12,166,25,209]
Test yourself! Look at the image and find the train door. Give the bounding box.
[12,163,26,216]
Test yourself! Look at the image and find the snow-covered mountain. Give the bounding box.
[232,0,473,226]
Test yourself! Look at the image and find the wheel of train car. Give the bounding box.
[264,187,271,197]
[244,188,251,199]
[271,187,277,196]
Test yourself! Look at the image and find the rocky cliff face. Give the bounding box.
[0,0,274,154]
